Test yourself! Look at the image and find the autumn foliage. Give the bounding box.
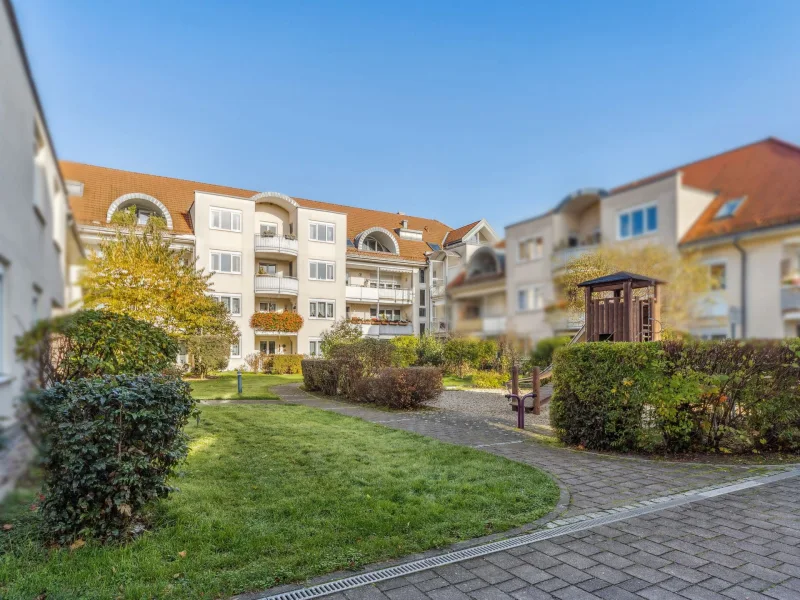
[249,311,304,332]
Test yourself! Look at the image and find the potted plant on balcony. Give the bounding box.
[782,272,800,286]
[260,230,276,238]
[250,311,304,333]
[284,233,297,241]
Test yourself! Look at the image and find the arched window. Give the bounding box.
[363,235,391,253]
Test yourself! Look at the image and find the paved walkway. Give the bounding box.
[273,384,789,518]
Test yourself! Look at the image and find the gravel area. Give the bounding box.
[425,388,552,429]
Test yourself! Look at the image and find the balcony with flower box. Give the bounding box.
[349,317,414,337]
[249,311,304,336]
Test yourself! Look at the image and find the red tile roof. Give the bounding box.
[609,138,800,244]
[443,220,481,246]
[61,161,454,261]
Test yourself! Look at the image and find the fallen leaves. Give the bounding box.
[69,539,86,551]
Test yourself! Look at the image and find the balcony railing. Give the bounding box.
[345,285,413,304]
[781,285,800,314]
[455,317,483,334]
[482,315,507,335]
[254,234,299,255]
[551,244,599,272]
[359,323,414,337]
[429,318,448,334]
[254,275,299,295]
[430,279,447,298]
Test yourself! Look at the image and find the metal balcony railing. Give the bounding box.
[254,275,299,295]
[345,285,413,304]
[254,234,299,255]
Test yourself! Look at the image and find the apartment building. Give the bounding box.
[503,137,800,347]
[1,0,84,497]
[62,161,491,367]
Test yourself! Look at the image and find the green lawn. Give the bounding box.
[443,374,473,388]
[188,372,303,400]
[1,404,558,600]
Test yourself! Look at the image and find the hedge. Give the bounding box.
[551,340,800,453]
[185,334,230,378]
[355,367,444,409]
[271,354,303,374]
[31,374,195,544]
[301,359,339,395]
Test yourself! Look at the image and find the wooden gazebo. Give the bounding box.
[578,271,666,342]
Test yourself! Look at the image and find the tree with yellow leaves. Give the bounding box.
[80,209,239,342]
[557,244,713,334]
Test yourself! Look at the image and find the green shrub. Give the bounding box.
[391,336,419,367]
[185,335,230,378]
[529,336,571,368]
[355,367,443,409]
[416,334,445,367]
[31,374,195,544]
[320,317,362,358]
[443,338,480,376]
[16,309,178,388]
[271,354,303,375]
[472,370,508,389]
[301,359,339,395]
[475,339,499,370]
[551,340,800,453]
[331,339,395,400]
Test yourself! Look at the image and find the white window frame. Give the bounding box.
[308,338,322,357]
[309,260,335,281]
[704,259,728,291]
[259,221,278,235]
[309,221,335,243]
[210,293,242,316]
[517,236,544,263]
[210,207,242,232]
[617,202,658,240]
[209,250,242,274]
[230,337,241,358]
[516,285,544,312]
[309,299,335,320]
[259,301,278,312]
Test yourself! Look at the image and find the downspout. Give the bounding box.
[732,237,747,339]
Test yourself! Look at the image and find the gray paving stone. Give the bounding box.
[659,563,710,584]
[467,587,515,600]
[557,552,599,570]
[511,586,556,600]
[345,586,390,600]
[457,580,490,593]
[636,586,685,600]
[496,579,529,593]
[548,564,593,585]
[385,585,431,600]
[417,577,452,592]
[509,565,553,585]
[656,577,691,593]
[738,563,790,585]
[551,585,603,600]
[437,565,478,585]
[622,565,670,585]
[535,578,570,593]
[595,587,642,600]
[427,588,474,600]
[584,565,629,585]
[473,565,516,585]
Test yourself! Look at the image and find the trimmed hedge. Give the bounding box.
[355,367,443,409]
[551,340,800,453]
[472,370,509,389]
[31,374,195,544]
[301,359,338,395]
[271,354,303,374]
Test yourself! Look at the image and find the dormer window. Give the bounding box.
[137,209,152,225]
[363,235,391,253]
[107,192,174,229]
[714,197,745,219]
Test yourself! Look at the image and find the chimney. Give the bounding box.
[401,219,409,229]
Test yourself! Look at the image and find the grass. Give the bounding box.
[443,374,473,388]
[187,372,303,400]
[0,404,559,600]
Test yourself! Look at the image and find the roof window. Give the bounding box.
[714,197,745,219]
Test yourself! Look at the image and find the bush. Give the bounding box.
[16,309,178,388]
[355,367,443,409]
[417,334,445,367]
[301,359,339,395]
[529,336,571,368]
[30,374,195,544]
[330,339,395,400]
[551,340,800,454]
[249,311,304,333]
[391,336,419,367]
[475,339,499,370]
[472,370,508,389]
[243,352,264,372]
[320,317,363,358]
[185,335,230,378]
[443,338,480,376]
[271,354,303,374]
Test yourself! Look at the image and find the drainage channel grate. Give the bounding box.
[259,468,799,600]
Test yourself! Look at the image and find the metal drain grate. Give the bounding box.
[259,468,799,600]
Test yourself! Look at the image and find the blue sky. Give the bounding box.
[14,0,800,233]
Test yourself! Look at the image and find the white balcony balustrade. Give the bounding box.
[482,315,507,335]
[345,285,413,304]
[254,234,299,256]
[254,275,299,296]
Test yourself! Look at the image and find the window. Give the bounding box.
[260,340,277,354]
[32,287,41,324]
[518,237,544,261]
[309,339,322,357]
[419,289,426,306]
[0,264,4,373]
[419,269,425,284]
[259,302,277,312]
[260,222,278,235]
[230,337,241,358]
[517,286,543,311]
[310,221,335,242]
[210,251,242,274]
[210,207,242,232]
[709,263,727,291]
[465,305,480,319]
[309,260,335,281]
[258,262,277,275]
[618,204,657,240]
[363,235,390,252]
[371,308,402,321]
[309,300,335,319]
[211,293,242,316]
[714,197,745,220]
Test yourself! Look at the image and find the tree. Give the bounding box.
[320,317,362,358]
[557,245,713,333]
[80,209,238,342]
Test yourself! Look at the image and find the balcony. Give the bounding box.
[429,318,449,334]
[482,315,507,335]
[551,244,599,272]
[254,234,298,256]
[430,279,447,298]
[357,322,414,337]
[345,285,413,304]
[781,285,800,317]
[455,317,483,334]
[254,275,299,296]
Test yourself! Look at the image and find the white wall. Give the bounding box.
[0,5,70,422]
